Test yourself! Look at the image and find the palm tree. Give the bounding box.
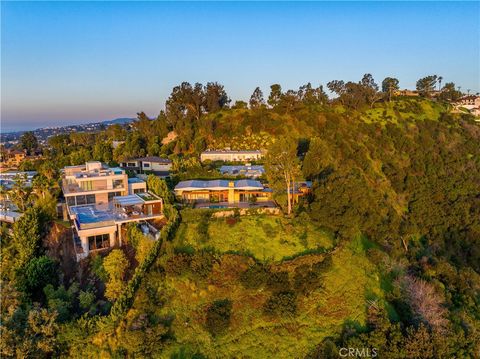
[438,76,443,91]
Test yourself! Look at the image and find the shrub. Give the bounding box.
[312,255,333,274]
[225,217,238,226]
[293,265,324,295]
[263,290,297,316]
[21,256,58,299]
[266,271,290,292]
[165,253,192,276]
[205,299,232,336]
[190,251,215,279]
[240,263,270,289]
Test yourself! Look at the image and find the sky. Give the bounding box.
[1,1,479,132]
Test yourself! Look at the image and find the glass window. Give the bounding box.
[108,191,122,201]
[134,188,145,194]
[88,234,110,251]
[143,163,150,168]
[113,179,123,189]
[127,162,136,167]
[76,195,86,205]
[66,197,76,206]
[81,181,93,191]
[86,194,96,204]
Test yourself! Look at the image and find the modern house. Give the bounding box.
[62,161,164,260]
[200,150,263,162]
[62,161,131,207]
[174,179,273,207]
[120,156,172,177]
[219,165,265,178]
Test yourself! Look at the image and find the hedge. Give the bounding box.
[108,209,180,322]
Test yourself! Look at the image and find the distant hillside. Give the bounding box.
[102,117,135,125]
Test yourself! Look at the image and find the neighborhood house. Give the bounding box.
[62,161,164,260]
[174,179,272,206]
[120,156,172,176]
[219,165,265,178]
[200,150,263,162]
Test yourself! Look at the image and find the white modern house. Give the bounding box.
[200,150,263,162]
[120,156,172,176]
[62,161,164,260]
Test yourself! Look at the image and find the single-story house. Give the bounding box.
[219,165,265,178]
[200,150,263,162]
[174,179,272,204]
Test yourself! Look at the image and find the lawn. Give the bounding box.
[174,213,334,262]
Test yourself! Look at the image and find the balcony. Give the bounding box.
[62,181,125,194]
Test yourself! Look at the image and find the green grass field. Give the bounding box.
[147,236,384,358]
[130,215,387,358]
[361,98,448,124]
[174,213,334,262]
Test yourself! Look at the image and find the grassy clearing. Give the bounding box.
[174,214,334,262]
[132,234,385,358]
[361,99,447,125]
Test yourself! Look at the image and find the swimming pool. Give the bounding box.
[70,205,115,226]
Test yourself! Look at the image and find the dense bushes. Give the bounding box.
[239,262,270,289]
[205,299,232,336]
[263,290,297,316]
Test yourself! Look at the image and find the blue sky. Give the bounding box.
[1,1,479,131]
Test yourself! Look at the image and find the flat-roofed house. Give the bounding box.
[219,165,265,178]
[174,179,272,206]
[62,161,133,207]
[200,150,263,162]
[120,156,172,176]
[62,161,163,260]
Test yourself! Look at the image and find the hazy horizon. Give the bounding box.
[2,1,479,132]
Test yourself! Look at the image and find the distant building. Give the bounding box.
[112,140,125,149]
[120,156,172,177]
[200,150,263,162]
[394,89,420,97]
[453,95,480,116]
[0,171,37,223]
[62,161,164,260]
[0,149,26,168]
[219,165,265,178]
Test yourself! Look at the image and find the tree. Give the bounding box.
[360,73,382,107]
[249,87,265,109]
[21,256,58,299]
[438,82,462,102]
[20,131,38,155]
[265,137,301,215]
[12,207,48,271]
[147,174,174,204]
[416,75,438,97]
[103,249,129,301]
[327,80,346,103]
[298,83,328,106]
[382,77,400,102]
[204,82,230,112]
[10,173,33,212]
[438,76,443,91]
[267,84,283,107]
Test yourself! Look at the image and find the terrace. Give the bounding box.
[62,179,125,194]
